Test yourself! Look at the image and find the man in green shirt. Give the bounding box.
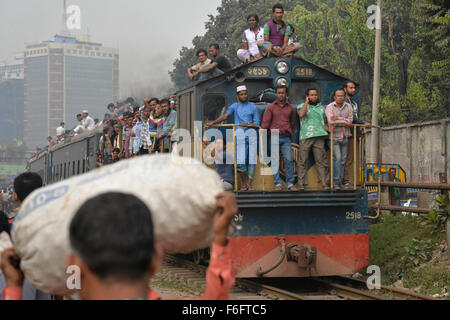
[297,88,331,190]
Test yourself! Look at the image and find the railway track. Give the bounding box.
[159,255,437,300]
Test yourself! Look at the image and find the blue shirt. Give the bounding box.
[226,102,261,131]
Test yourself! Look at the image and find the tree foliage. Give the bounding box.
[170,0,449,125]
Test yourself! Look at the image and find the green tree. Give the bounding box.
[170,0,449,125]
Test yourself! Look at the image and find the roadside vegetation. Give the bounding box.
[369,211,449,299]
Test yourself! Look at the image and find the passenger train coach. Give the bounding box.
[28,56,371,279]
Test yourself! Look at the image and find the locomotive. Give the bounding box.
[28,55,371,278]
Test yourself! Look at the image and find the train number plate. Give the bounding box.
[294,67,314,78]
[346,212,362,220]
[246,67,270,77]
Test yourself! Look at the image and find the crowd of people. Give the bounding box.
[30,95,178,166]
[206,81,371,192]
[96,97,177,167]
[187,4,301,81]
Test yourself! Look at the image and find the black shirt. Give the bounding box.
[212,55,232,72]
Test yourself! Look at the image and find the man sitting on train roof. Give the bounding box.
[261,86,298,191]
[192,44,232,82]
[297,88,331,191]
[47,136,56,149]
[237,14,264,64]
[188,49,212,81]
[81,110,96,131]
[259,3,300,58]
[206,85,260,191]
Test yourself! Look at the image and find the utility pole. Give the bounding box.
[370,0,382,163]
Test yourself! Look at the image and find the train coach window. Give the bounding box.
[77,160,80,174]
[59,164,63,181]
[202,94,227,122]
[73,161,75,176]
[290,81,320,105]
[82,160,85,173]
[64,163,67,179]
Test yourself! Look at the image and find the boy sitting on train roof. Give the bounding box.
[206,85,260,191]
[237,14,265,64]
[259,3,300,58]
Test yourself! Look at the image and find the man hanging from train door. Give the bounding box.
[206,85,261,191]
[342,81,372,189]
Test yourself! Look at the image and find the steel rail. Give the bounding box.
[336,276,438,301]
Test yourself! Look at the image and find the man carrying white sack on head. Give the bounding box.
[1,191,237,300]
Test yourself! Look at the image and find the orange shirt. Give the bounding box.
[2,242,235,300]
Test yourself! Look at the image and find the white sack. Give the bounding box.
[12,155,224,295]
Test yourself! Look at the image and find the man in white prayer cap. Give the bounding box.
[81,110,96,131]
[206,85,261,191]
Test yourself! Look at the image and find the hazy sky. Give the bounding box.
[0,0,221,98]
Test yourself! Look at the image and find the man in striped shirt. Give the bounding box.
[325,89,353,189]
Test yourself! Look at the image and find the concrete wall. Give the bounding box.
[366,119,449,183]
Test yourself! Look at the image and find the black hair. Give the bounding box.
[196,49,207,57]
[112,148,120,154]
[76,114,82,118]
[107,103,115,109]
[273,3,284,12]
[209,43,220,50]
[60,122,65,126]
[333,88,346,98]
[305,88,318,96]
[344,80,357,88]
[160,98,169,106]
[149,98,159,105]
[69,193,155,282]
[13,172,43,202]
[276,86,289,94]
[247,14,259,23]
[0,210,11,235]
[126,97,135,104]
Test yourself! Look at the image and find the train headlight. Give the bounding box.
[276,77,289,87]
[276,61,290,74]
